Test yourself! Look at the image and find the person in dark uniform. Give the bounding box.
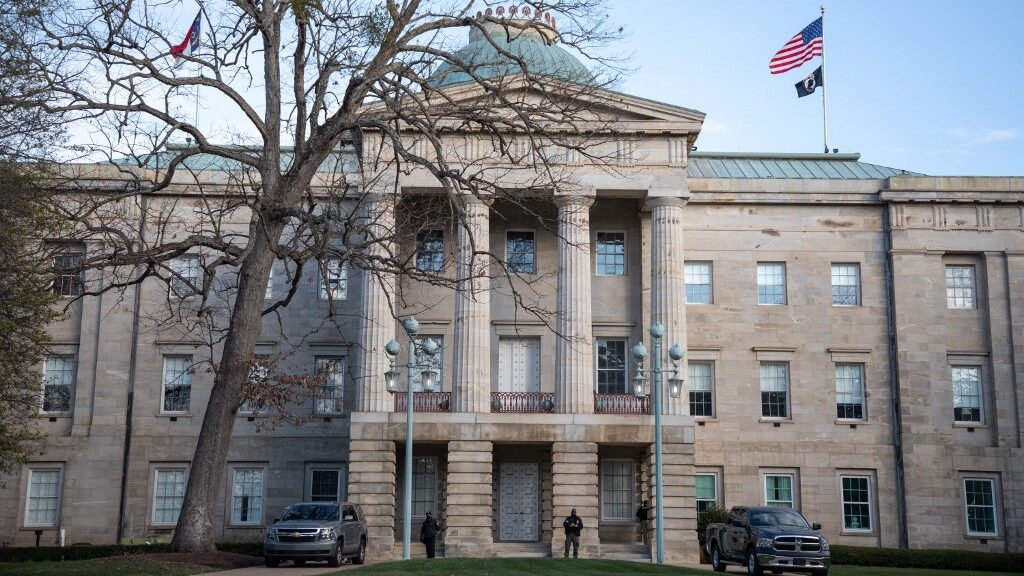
[420,511,440,558]
[562,508,583,558]
[635,500,650,543]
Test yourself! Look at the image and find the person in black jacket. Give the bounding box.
[635,500,650,543]
[562,508,583,558]
[420,511,440,558]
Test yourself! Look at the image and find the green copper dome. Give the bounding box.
[429,20,594,88]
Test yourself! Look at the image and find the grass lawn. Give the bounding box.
[0,558,212,576]
[340,558,1024,576]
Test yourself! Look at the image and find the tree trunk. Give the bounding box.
[170,222,282,552]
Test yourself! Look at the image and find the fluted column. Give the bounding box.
[649,195,688,415]
[357,194,397,412]
[554,194,596,413]
[452,195,492,413]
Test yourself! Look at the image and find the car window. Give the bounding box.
[279,504,340,522]
[749,509,809,528]
[342,505,356,521]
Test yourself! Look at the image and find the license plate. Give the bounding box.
[794,559,806,566]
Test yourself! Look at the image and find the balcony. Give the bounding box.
[490,392,556,413]
[393,392,451,412]
[594,393,651,415]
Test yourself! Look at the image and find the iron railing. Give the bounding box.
[594,393,651,415]
[490,392,556,413]
[393,392,451,412]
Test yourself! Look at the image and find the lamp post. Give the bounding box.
[384,317,439,560]
[630,323,684,564]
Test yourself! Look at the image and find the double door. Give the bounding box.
[499,462,539,541]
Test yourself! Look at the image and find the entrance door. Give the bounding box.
[498,337,540,393]
[499,462,539,541]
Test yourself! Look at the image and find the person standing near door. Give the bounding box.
[562,508,583,558]
[420,511,440,558]
[635,500,650,543]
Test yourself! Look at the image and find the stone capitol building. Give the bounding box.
[1,11,1022,564]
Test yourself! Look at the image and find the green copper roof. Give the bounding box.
[687,152,923,179]
[429,23,594,88]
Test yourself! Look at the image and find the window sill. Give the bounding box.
[38,413,72,418]
[685,302,714,306]
[20,525,59,531]
[840,529,876,537]
[836,419,868,426]
[953,422,988,429]
[759,418,793,425]
[599,519,637,525]
[757,303,788,306]
[227,523,265,529]
[964,533,1000,541]
[831,304,862,308]
[148,524,176,530]
[158,412,191,418]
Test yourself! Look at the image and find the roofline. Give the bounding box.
[692,151,861,161]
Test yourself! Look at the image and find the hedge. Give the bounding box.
[831,545,1024,573]
[0,542,263,563]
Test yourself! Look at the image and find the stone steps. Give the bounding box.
[600,542,651,563]
[492,542,551,557]
[405,543,446,559]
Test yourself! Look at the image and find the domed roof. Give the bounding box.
[429,20,594,88]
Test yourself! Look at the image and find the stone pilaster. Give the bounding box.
[443,441,494,557]
[645,442,698,564]
[551,441,599,558]
[648,195,688,415]
[554,195,596,413]
[357,195,397,412]
[452,195,492,413]
[347,440,397,558]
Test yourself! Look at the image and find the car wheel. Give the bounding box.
[352,538,366,565]
[328,540,344,568]
[746,550,764,576]
[711,544,726,572]
[264,557,279,568]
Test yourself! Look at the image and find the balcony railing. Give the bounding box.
[393,392,451,412]
[490,392,555,413]
[594,393,651,415]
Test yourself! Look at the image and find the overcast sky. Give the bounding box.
[604,0,1024,176]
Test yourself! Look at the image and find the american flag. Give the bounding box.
[769,17,823,75]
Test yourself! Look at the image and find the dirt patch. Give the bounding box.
[86,552,262,570]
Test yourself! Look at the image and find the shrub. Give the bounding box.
[695,505,730,556]
[831,545,1024,573]
[0,542,263,563]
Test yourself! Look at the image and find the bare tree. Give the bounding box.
[21,0,624,552]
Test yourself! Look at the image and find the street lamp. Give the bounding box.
[630,323,684,564]
[384,316,439,560]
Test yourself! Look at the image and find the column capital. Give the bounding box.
[552,194,596,209]
[644,195,689,211]
[460,193,495,207]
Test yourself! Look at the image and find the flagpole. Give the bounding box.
[820,4,829,153]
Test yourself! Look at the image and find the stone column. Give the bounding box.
[357,195,397,412]
[648,195,688,415]
[443,441,493,557]
[551,441,599,558]
[347,440,397,558]
[451,195,492,413]
[554,195,596,413]
[645,442,698,564]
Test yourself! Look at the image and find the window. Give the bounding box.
[963,478,997,536]
[153,468,186,525]
[685,262,712,304]
[25,468,62,527]
[688,361,714,417]
[411,456,436,518]
[757,263,786,305]
[309,468,343,502]
[596,339,627,394]
[831,263,860,306]
[314,357,345,415]
[416,230,445,272]
[240,357,269,415]
[52,252,83,296]
[595,232,625,275]
[162,356,192,413]
[841,475,872,531]
[601,459,634,520]
[760,362,789,419]
[836,364,866,421]
[952,366,982,423]
[764,474,794,508]
[506,231,535,274]
[946,265,976,309]
[169,255,200,298]
[42,356,75,414]
[696,473,719,514]
[231,468,264,525]
[320,258,347,300]
[411,337,443,392]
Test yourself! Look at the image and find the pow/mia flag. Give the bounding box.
[795,66,824,98]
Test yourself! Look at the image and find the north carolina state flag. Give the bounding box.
[170,11,201,67]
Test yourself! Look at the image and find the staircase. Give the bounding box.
[600,542,651,563]
[406,542,446,559]
[492,542,551,558]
